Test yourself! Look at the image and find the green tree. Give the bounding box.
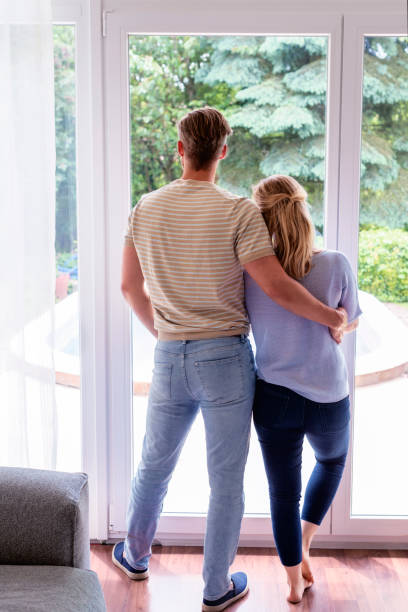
[196,36,329,226]
[53,25,76,253]
[198,36,408,229]
[358,228,408,302]
[55,34,408,240]
[359,37,408,227]
[128,36,235,205]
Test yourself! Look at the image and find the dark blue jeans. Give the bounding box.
[253,379,350,567]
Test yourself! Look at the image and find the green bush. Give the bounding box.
[358,228,408,302]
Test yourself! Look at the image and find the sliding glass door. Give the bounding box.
[53,24,82,473]
[352,34,408,519]
[128,33,331,519]
[334,15,408,537]
[52,0,108,540]
[104,6,407,543]
[105,8,343,539]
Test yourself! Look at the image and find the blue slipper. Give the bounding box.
[112,541,149,580]
[202,572,249,611]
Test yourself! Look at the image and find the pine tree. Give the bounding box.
[127,35,408,230]
[128,36,234,204]
[360,37,408,227]
[197,36,329,227]
[198,35,408,229]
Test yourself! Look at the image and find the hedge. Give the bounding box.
[358,228,408,303]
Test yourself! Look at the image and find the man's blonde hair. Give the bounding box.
[177,107,232,171]
[253,175,315,279]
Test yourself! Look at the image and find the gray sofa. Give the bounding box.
[0,467,106,612]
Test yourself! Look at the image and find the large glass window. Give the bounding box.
[352,36,408,517]
[53,25,81,472]
[129,35,329,514]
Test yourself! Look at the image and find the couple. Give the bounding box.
[113,107,361,609]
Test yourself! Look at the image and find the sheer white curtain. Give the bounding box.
[0,1,57,468]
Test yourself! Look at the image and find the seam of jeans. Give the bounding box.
[194,355,240,367]
[184,338,243,355]
[227,425,250,567]
[178,352,198,401]
[151,363,173,402]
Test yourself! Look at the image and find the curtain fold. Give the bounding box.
[0,0,57,468]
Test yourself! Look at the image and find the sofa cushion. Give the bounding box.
[0,565,106,612]
[0,467,89,568]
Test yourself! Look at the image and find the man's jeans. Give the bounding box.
[125,335,255,600]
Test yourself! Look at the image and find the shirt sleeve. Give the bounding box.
[124,201,140,248]
[124,209,134,247]
[339,254,363,322]
[234,198,274,265]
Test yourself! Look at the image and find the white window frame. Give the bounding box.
[103,4,343,543]
[52,0,108,540]
[333,12,408,539]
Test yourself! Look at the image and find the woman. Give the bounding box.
[245,175,361,604]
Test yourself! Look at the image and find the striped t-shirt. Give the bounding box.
[124,178,274,340]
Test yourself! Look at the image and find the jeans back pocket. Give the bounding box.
[318,396,350,433]
[194,354,244,404]
[253,381,290,428]
[151,363,172,401]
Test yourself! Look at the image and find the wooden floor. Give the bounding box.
[91,545,408,612]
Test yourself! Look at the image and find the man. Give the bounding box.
[113,107,345,611]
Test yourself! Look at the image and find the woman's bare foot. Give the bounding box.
[287,576,313,604]
[284,562,313,604]
[301,547,314,583]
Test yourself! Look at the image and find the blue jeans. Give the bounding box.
[125,336,255,600]
[253,379,350,567]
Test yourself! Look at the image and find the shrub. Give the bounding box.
[358,228,408,302]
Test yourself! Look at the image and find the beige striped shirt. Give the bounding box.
[124,178,274,340]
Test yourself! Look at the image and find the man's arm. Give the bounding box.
[244,255,346,330]
[121,245,157,338]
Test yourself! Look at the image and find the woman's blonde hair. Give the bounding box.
[253,175,315,279]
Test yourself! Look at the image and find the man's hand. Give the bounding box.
[329,307,348,344]
[330,307,360,343]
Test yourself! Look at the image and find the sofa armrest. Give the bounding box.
[0,467,90,569]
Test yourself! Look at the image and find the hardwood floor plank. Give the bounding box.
[90,545,408,612]
[390,550,408,602]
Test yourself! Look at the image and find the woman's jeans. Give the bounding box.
[125,335,255,600]
[253,379,350,567]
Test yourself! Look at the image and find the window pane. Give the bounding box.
[129,35,329,513]
[53,25,81,472]
[352,37,408,517]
